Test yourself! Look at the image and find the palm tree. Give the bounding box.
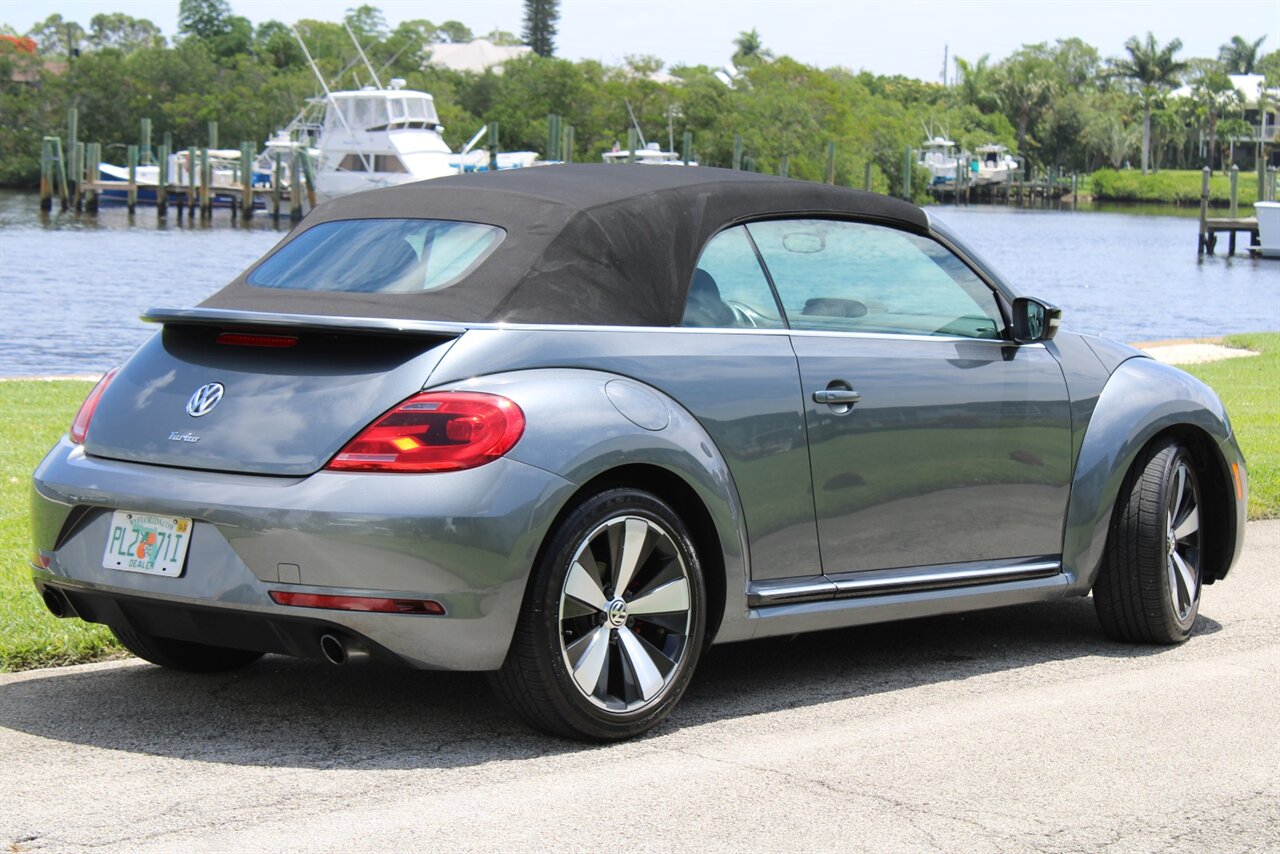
[732,28,773,67]
[1218,35,1266,74]
[954,54,998,113]
[1110,33,1189,174]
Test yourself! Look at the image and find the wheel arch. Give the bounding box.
[1061,357,1245,595]
[438,367,750,648]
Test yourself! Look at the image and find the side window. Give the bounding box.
[681,226,785,329]
[745,219,1004,339]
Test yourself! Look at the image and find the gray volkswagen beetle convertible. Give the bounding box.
[31,165,1246,741]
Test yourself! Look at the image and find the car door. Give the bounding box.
[745,218,1073,577]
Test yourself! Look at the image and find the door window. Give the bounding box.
[680,226,785,329]
[746,219,1004,339]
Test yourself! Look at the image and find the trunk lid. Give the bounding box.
[84,310,464,476]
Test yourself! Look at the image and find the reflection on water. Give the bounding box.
[928,204,1279,342]
[1,190,1277,376]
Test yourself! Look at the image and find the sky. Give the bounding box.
[4,0,1278,82]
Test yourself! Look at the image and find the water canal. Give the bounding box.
[0,190,1276,377]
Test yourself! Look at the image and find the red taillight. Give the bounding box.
[69,366,120,445]
[269,591,445,615]
[327,391,525,473]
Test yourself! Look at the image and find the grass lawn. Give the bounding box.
[1,336,1275,671]
[1182,333,1280,520]
[0,379,122,671]
[1090,168,1263,206]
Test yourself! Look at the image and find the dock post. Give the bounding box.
[1229,164,1239,219]
[954,162,962,205]
[272,151,282,219]
[864,161,871,191]
[626,128,637,164]
[85,142,100,212]
[67,108,79,207]
[300,148,317,209]
[200,147,211,218]
[902,146,912,200]
[140,118,152,165]
[681,131,692,166]
[1071,173,1078,205]
[187,149,197,216]
[207,120,218,151]
[157,143,169,216]
[289,147,303,221]
[240,141,254,219]
[72,142,84,211]
[1269,165,1278,202]
[779,154,789,177]
[564,125,574,163]
[732,134,743,171]
[825,141,836,184]
[39,138,52,211]
[488,122,499,172]
[127,144,138,213]
[1197,165,1211,257]
[547,114,560,161]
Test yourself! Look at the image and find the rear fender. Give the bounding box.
[436,368,750,643]
[1061,358,1244,594]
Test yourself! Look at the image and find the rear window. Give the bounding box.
[247,218,505,293]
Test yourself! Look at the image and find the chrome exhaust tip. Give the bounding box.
[41,587,69,619]
[319,633,370,666]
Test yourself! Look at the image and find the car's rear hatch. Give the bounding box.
[83,308,465,476]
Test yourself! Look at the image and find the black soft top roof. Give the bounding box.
[201,164,929,326]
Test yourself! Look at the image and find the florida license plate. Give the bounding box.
[102,511,192,577]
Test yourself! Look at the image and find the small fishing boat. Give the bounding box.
[602,142,694,165]
[972,144,1019,185]
[918,136,961,186]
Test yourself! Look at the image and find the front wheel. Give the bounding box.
[492,488,706,741]
[1093,438,1204,644]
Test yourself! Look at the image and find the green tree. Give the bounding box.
[436,21,473,44]
[344,5,388,41]
[26,14,84,58]
[732,28,773,66]
[992,47,1056,169]
[954,54,997,113]
[522,0,559,58]
[1109,33,1188,174]
[87,13,164,52]
[1218,35,1266,74]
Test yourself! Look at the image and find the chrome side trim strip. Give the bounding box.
[749,558,1061,607]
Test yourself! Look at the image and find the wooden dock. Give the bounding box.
[1202,217,1260,257]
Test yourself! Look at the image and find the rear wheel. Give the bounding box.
[1093,438,1204,644]
[110,625,264,672]
[492,488,706,741]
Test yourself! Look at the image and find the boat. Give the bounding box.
[95,149,266,207]
[1254,201,1280,258]
[972,144,1019,185]
[917,136,961,186]
[602,142,695,165]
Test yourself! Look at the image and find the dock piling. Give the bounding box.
[1197,166,1211,257]
[732,134,743,171]
[300,148,317,210]
[72,141,84,211]
[200,147,212,218]
[85,142,99,212]
[157,143,169,216]
[290,147,303,221]
[681,131,692,166]
[240,141,254,219]
[779,154,789,178]
[902,146,912,200]
[488,122,499,172]
[67,108,79,207]
[1229,164,1239,219]
[864,161,872,191]
[140,118,152,166]
[825,141,836,185]
[39,139,52,211]
[126,144,138,213]
[271,151,282,219]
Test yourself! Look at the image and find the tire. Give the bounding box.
[491,488,707,741]
[1093,438,1204,644]
[110,624,264,673]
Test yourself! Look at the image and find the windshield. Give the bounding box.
[247,219,505,293]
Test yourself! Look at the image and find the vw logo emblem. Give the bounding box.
[186,382,225,417]
[606,598,628,628]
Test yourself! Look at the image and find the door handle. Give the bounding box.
[812,389,862,405]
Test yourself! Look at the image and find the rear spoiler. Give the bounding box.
[142,307,473,338]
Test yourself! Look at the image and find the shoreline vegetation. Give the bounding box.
[1090,169,1262,206]
[1,333,1276,672]
[0,6,1276,203]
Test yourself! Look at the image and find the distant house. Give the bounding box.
[1,36,67,83]
[424,39,532,75]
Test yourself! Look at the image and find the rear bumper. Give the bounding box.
[31,439,576,670]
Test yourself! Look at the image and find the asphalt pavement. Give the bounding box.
[3,521,1277,852]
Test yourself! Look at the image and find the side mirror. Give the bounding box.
[1011,296,1062,343]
